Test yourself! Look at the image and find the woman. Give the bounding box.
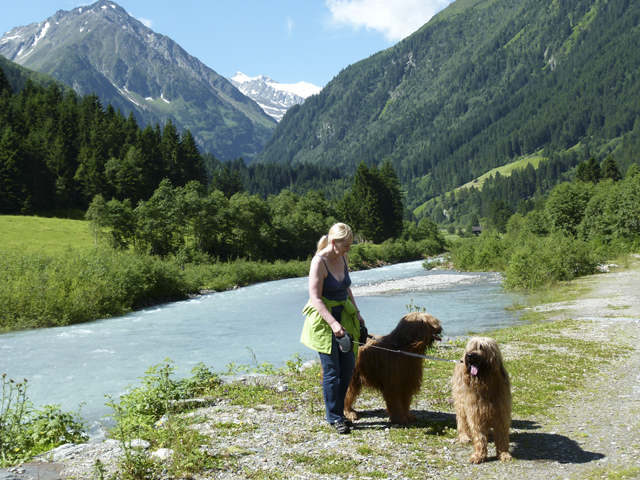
[300,223,365,434]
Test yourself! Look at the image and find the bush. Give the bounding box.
[504,234,598,290]
[450,232,509,272]
[0,249,312,331]
[0,248,191,330]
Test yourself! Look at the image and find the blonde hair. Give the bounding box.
[316,223,353,253]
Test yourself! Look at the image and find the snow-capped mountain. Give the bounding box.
[229,72,322,122]
[0,0,276,161]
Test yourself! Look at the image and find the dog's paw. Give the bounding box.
[457,433,471,444]
[498,452,512,462]
[469,453,487,464]
[344,410,359,422]
[389,413,414,425]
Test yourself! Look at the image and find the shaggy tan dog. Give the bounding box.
[452,337,512,463]
[344,312,442,424]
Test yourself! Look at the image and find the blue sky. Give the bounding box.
[0,0,454,87]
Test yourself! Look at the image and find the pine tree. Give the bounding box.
[576,157,602,183]
[161,119,181,185]
[0,126,25,213]
[0,67,13,96]
[378,159,405,240]
[138,123,163,197]
[179,129,207,186]
[601,155,622,182]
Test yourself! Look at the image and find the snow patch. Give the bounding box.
[101,5,107,9]
[111,82,142,108]
[267,80,321,98]
[1,34,21,44]
[145,97,153,101]
[32,21,50,48]
[231,71,253,84]
[160,92,170,104]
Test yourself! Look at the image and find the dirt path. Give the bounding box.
[471,259,640,479]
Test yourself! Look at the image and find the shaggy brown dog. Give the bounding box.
[344,312,442,424]
[452,337,512,464]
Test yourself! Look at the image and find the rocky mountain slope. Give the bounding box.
[229,72,321,122]
[0,0,276,161]
[256,0,640,206]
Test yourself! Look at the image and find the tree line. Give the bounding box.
[0,70,206,215]
[86,160,440,263]
[1,62,429,259]
[450,158,640,289]
[418,152,634,234]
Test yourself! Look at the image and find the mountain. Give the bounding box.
[229,72,322,122]
[257,0,640,208]
[0,0,276,162]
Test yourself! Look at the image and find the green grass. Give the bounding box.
[457,155,545,192]
[413,155,545,216]
[0,215,94,253]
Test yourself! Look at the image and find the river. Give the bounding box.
[0,260,523,433]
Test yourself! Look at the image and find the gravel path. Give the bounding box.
[12,260,640,480]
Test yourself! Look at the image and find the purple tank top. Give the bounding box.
[319,256,351,301]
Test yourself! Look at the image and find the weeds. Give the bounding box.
[0,373,87,467]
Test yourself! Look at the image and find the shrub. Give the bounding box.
[0,248,191,330]
[504,234,597,290]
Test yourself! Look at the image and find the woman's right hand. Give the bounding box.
[331,321,345,338]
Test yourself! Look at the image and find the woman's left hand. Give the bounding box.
[357,311,365,324]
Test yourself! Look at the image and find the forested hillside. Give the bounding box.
[257,0,640,209]
[0,64,206,214]
[203,156,351,200]
[0,55,73,95]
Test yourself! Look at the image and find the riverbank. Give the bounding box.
[13,258,640,479]
[351,271,502,296]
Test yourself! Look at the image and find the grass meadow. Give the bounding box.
[0,215,94,253]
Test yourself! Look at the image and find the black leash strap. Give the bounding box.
[355,340,460,364]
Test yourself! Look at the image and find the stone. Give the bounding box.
[151,448,174,460]
[128,439,150,449]
[41,443,91,461]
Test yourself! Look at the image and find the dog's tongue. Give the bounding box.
[470,365,479,376]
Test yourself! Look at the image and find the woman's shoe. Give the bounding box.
[332,420,351,434]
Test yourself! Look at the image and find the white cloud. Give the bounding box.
[286,17,294,38]
[325,0,452,42]
[138,17,153,28]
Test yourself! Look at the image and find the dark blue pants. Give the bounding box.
[319,333,355,424]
